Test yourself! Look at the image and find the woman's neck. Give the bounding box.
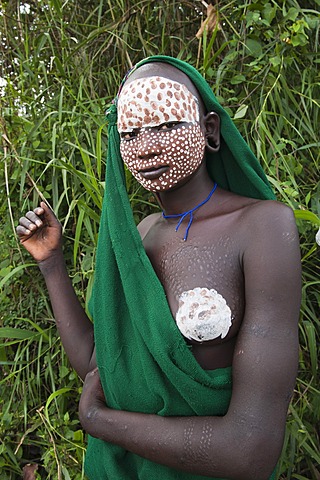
[157,164,215,216]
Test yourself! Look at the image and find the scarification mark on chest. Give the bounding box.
[155,236,243,317]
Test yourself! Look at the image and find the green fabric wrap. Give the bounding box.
[116,55,275,200]
[85,56,276,479]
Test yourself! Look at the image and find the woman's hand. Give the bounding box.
[79,368,107,436]
[16,202,62,263]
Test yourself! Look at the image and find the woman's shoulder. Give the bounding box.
[137,212,162,240]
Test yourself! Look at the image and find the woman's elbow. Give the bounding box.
[232,430,282,480]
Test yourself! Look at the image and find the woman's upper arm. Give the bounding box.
[226,202,301,471]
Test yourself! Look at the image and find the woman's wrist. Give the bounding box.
[37,249,65,276]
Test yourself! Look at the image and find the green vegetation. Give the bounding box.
[0,1,319,478]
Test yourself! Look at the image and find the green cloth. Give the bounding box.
[117,55,276,201]
[85,56,276,479]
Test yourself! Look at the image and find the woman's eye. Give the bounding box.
[121,131,137,141]
[158,122,180,131]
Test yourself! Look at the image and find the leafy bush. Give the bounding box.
[0,1,319,478]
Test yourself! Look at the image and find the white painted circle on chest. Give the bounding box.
[176,287,232,342]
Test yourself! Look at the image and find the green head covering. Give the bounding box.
[107,55,275,200]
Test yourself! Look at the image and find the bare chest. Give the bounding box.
[143,220,245,367]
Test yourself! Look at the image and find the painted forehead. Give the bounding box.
[117,76,200,133]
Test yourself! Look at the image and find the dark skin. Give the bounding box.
[17,64,301,479]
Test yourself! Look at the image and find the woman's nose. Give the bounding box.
[136,129,163,160]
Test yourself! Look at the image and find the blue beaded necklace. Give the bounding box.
[162,182,218,241]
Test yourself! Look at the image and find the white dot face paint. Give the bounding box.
[176,287,233,342]
[119,123,205,192]
[117,76,205,192]
[117,76,200,132]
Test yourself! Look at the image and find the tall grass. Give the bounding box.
[0,1,319,478]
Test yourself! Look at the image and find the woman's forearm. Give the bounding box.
[39,250,94,379]
[78,369,277,480]
[81,404,273,480]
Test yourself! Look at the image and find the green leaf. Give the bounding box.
[234,105,248,119]
[44,388,73,426]
[270,56,281,68]
[285,7,299,22]
[59,365,70,379]
[294,210,320,226]
[262,3,277,25]
[73,429,84,442]
[0,263,36,290]
[231,74,246,85]
[0,327,38,340]
[245,38,262,57]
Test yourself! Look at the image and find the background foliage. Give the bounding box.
[0,0,319,478]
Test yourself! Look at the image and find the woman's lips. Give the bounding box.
[139,166,169,179]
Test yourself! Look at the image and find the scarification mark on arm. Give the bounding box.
[182,419,214,468]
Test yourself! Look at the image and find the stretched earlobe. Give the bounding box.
[203,112,220,153]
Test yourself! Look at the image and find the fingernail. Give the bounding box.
[36,220,42,227]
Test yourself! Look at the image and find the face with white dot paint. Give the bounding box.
[117,76,206,192]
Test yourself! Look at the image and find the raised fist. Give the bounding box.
[16,202,63,263]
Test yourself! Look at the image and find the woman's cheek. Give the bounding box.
[120,142,139,175]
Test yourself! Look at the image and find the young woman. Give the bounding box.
[17,56,301,480]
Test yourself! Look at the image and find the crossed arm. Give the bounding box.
[17,201,301,479]
[78,202,301,479]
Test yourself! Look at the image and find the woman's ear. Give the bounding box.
[203,112,220,153]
